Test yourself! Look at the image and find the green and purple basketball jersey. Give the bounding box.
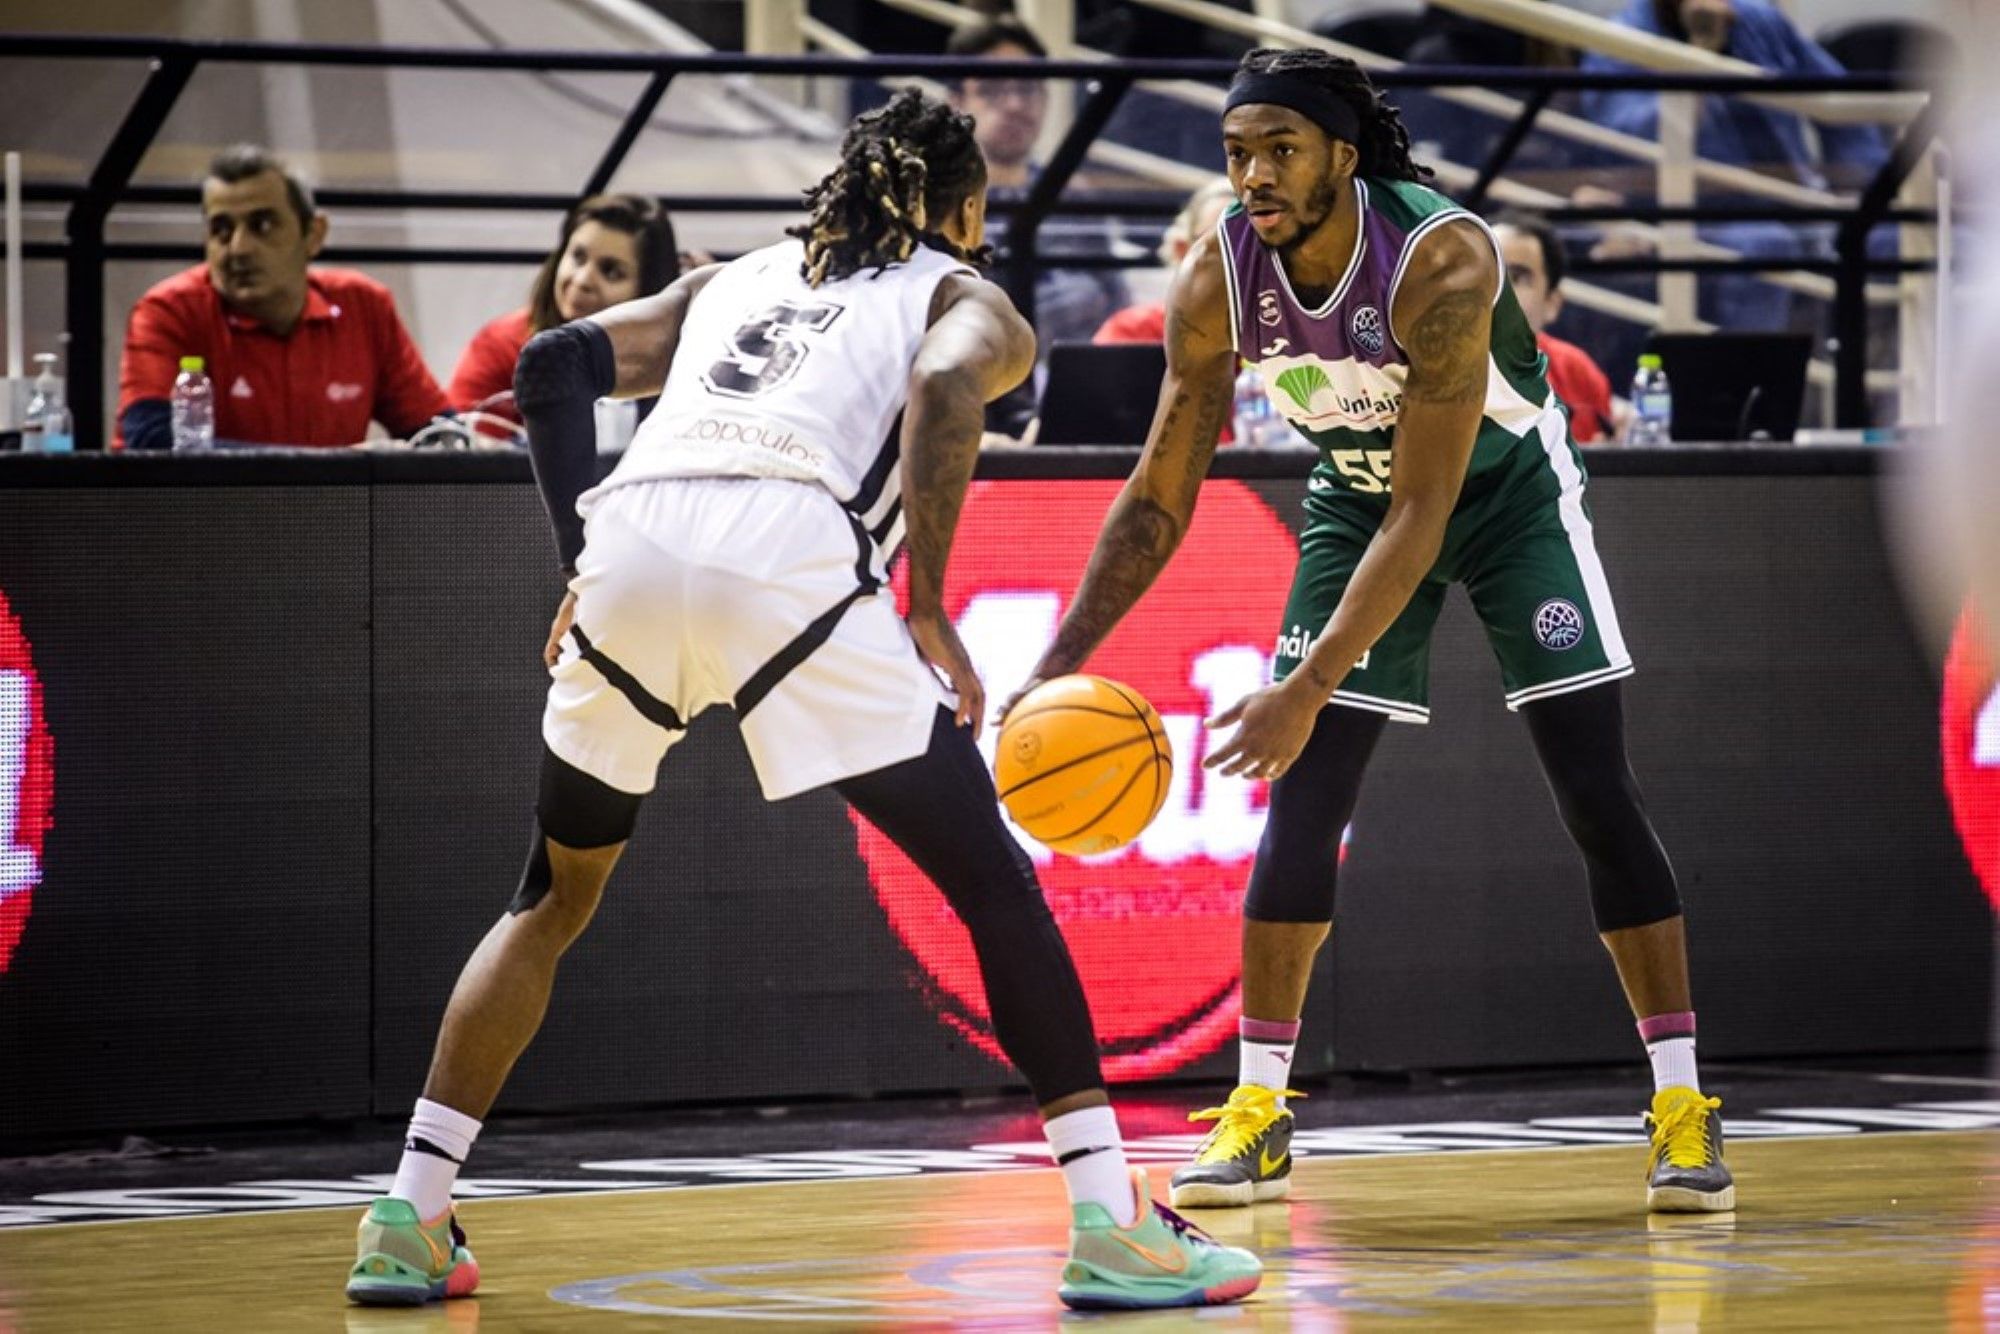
[1221,176,1634,720]
[1218,176,1557,495]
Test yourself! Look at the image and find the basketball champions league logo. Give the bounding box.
[850,481,1300,1079]
[1350,305,1385,356]
[0,592,53,975]
[1534,598,1585,651]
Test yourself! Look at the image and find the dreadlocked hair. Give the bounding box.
[790,89,990,285]
[1235,48,1432,184]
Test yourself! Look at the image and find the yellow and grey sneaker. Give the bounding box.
[1169,1085,1299,1209]
[345,1197,480,1306]
[1058,1168,1263,1311]
[1645,1087,1735,1212]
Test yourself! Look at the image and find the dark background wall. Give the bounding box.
[0,453,1988,1142]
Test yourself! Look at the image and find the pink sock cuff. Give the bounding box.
[1637,1011,1697,1043]
[1241,1016,1302,1043]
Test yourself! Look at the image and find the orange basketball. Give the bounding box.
[995,674,1174,856]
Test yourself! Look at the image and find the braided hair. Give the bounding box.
[790,89,990,285]
[1234,48,1432,184]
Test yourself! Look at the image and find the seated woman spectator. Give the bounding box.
[448,194,679,450]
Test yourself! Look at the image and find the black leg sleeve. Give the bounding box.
[1521,681,1682,932]
[837,709,1104,1104]
[1245,704,1388,923]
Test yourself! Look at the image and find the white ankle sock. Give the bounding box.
[1240,1040,1297,1097]
[390,1097,483,1220]
[1646,1037,1701,1094]
[1043,1105,1137,1227]
[1638,1012,1701,1095]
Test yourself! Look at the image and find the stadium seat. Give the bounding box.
[1817,18,1953,87]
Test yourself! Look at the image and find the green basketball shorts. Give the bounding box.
[1272,413,1633,723]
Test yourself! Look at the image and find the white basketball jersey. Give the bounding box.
[588,238,976,558]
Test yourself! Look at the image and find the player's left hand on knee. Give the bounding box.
[1204,681,1319,781]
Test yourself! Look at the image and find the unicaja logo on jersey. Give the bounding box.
[1351,305,1385,356]
[0,592,53,975]
[851,480,1299,1080]
[1272,365,1331,415]
[1534,598,1585,651]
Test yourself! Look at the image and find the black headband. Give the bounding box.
[1223,72,1362,146]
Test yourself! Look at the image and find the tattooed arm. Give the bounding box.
[1205,219,1495,780]
[899,274,1038,736]
[1028,230,1239,683]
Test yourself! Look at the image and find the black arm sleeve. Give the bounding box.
[119,400,173,452]
[515,321,617,577]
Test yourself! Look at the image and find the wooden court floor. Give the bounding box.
[1,1130,1995,1330]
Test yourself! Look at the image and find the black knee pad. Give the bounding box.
[514,321,615,414]
[536,745,642,849]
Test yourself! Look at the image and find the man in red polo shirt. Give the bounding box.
[1493,214,1626,445]
[118,145,448,450]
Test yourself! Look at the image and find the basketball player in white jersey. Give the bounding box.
[342,91,1259,1313]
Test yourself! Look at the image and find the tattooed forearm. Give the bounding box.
[1152,373,1233,494]
[1188,380,1231,474]
[900,370,986,612]
[1044,490,1183,670]
[1402,287,1490,405]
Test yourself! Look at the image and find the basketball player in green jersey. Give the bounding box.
[1014,49,1733,1214]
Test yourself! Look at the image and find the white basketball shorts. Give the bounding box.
[543,477,951,801]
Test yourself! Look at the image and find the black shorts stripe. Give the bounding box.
[570,624,687,732]
[736,511,883,720]
[847,418,902,520]
[868,497,902,550]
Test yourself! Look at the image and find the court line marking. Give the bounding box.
[1713,1064,2000,1090]
[2,1123,1995,1235]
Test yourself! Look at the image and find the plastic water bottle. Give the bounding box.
[1630,353,1673,447]
[1232,364,1275,448]
[21,352,72,453]
[171,355,215,452]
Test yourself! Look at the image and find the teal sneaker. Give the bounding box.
[345,1197,480,1306]
[1058,1168,1263,1311]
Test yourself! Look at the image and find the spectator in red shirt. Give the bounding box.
[446,195,680,448]
[1093,177,1235,346]
[1493,213,1628,445]
[118,145,448,450]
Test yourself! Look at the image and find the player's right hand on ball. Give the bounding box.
[994,676,1047,729]
[908,608,986,741]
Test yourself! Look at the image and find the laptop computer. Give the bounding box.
[1642,332,1813,443]
[1036,342,1167,446]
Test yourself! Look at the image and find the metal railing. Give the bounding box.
[0,32,1938,444]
